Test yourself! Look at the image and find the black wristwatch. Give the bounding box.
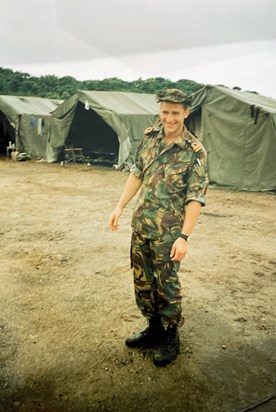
[179,233,190,242]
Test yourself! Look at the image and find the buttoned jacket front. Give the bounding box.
[131,125,209,241]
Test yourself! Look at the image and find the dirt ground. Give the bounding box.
[0,158,275,412]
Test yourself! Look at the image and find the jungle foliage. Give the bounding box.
[0,67,204,99]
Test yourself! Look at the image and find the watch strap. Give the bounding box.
[179,234,190,242]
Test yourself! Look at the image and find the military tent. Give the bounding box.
[188,85,276,191]
[46,90,159,169]
[0,95,62,159]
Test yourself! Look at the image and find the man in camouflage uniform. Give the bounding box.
[109,89,208,366]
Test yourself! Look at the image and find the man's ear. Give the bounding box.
[184,108,190,118]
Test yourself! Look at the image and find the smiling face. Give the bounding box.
[159,101,190,139]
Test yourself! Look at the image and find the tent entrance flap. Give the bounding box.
[0,111,15,155]
[65,102,119,164]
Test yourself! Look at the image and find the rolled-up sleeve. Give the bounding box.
[130,163,143,180]
[130,137,145,180]
[185,151,209,206]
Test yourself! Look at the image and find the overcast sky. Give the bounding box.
[1,0,276,98]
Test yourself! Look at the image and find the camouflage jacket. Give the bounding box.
[130,124,209,240]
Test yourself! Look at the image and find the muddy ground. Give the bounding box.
[0,159,275,412]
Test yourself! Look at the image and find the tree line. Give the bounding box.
[0,67,204,100]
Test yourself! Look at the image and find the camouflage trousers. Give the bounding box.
[130,231,184,327]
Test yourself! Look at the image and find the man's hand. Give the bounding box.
[170,237,188,262]
[108,205,123,231]
[108,174,142,232]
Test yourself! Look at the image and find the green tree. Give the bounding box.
[0,67,205,99]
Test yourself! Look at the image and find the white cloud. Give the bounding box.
[1,0,276,98]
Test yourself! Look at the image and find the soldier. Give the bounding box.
[109,89,209,367]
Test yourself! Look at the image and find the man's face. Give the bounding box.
[159,102,190,137]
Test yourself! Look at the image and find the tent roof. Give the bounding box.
[52,90,159,117]
[0,95,63,115]
[192,85,276,115]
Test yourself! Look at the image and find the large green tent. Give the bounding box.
[189,85,276,191]
[46,90,159,169]
[0,95,62,159]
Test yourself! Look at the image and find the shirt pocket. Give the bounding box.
[165,162,190,193]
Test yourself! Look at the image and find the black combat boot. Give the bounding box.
[125,317,166,348]
[153,324,180,366]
